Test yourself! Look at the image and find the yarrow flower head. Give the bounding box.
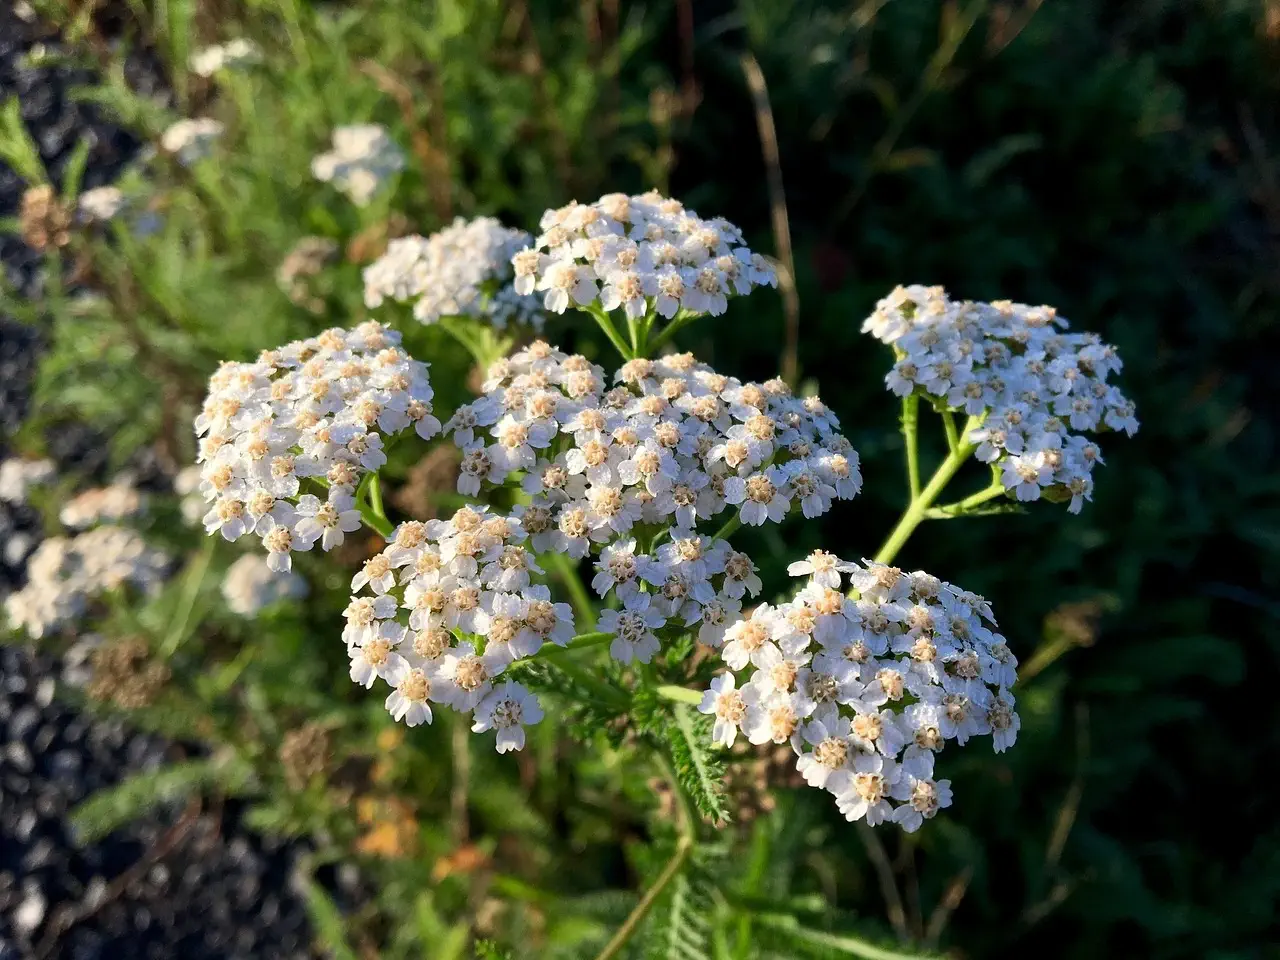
[510,190,777,321]
[188,38,260,77]
[59,481,146,530]
[864,285,1138,513]
[222,553,308,617]
[193,321,440,570]
[160,118,224,165]
[341,506,569,751]
[311,125,405,207]
[698,553,1019,832]
[0,457,55,504]
[364,216,545,330]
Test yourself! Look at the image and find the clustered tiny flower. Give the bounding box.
[193,321,440,569]
[341,506,566,751]
[698,552,1019,832]
[511,190,777,319]
[311,125,405,207]
[4,527,169,638]
[77,186,126,224]
[60,482,146,530]
[864,285,1138,512]
[188,38,261,77]
[364,216,545,330]
[160,118,224,165]
[0,457,55,505]
[222,553,309,617]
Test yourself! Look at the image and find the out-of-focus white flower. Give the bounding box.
[193,321,440,568]
[511,191,777,321]
[698,553,1019,832]
[863,284,1137,512]
[222,553,307,616]
[5,526,169,638]
[0,458,55,504]
[160,118,224,165]
[189,38,260,77]
[311,125,404,206]
[76,186,125,223]
[60,482,146,530]
[173,465,205,525]
[364,217,545,330]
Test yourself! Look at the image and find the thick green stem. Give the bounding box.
[872,426,979,567]
[656,684,704,706]
[941,408,960,455]
[644,309,699,356]
[902,394,921,498]
[356,472,394,539]
[712,513,742,542]
[924,481,1006,519]
[582,303,634,360]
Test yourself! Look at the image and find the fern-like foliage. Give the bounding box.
[639,866,716,960]
[664,704,731,825]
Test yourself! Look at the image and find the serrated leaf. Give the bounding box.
[666,705,731,825]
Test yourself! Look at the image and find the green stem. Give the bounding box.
[902,394,921,498]
[656,684,704,706]
[625,313,640,353]
[644,308,700,356]
[924,481,1006,519]
[544,551,597,629]
[712,513,742,543]
[582,303,634,360]
[356,472,394,539]
[941,408,960,455]
[872,417,982,567]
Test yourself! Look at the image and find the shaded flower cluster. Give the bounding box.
[443,342,861,552]
[222,553,309,616]
[511,190,777,318]
[4,527,169,638]
[194,321,440,570]
[698,553,1019,832]
[364,216,545,329]
[342,506,567,752]
[864,284,1138,512]
[60,481,146,530]
[189,38,260,77]
[161,118,224,165]
[311,125,405,207]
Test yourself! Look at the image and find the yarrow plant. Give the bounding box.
[180,185,1137,956]
[311,125,405,207]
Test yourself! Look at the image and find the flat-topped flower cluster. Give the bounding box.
[342,506,566,751]
[511,190,777,318]
[443,341,861,548]
[194,321,440,571]
[364,216,545,329]
[864,284,1139,512]
[699,553,1019,832]
[311,125,405,207]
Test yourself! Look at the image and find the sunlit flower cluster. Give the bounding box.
[77,186,126,223]
[0,457,55,504]
[222,553,309,616]
[4,527,169,638]
[698,552,1018,832]
[60,482,146,530]
[864,284,1138,512]
[160,118,224,165]
[444,342,860,551]
[364,216,545,330]
[511,190,777,318]
[342,507,565,751]
[189,38,260,77]
[311,125,405,207]
[194,321,440,570]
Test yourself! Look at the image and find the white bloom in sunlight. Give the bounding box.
[862,284,1137,512]
[311,125,404,206]
[193,322,438,567]
[189,38,260,76]
[363,217,545,330]
[222,553,307,616]
[161,117,224,165]
[76,186,125,223]
[703,551,1019,832]
[512,190,777,325]
[472,681,544,753]
[0,457,55,504]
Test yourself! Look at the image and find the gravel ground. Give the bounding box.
[1,9,321,958]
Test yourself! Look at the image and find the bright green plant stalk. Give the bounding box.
[902,394,922,498]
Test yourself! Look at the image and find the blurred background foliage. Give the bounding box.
[2,0,1277,957]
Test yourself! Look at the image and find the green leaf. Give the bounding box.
[666,705,730,825]
[301,872,360,960]
[0,97,47,183]
[753,912,941,960]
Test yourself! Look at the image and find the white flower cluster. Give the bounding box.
[311,125,404,207]
[698,553,1019,832]
[511,190,777,318]
[222,553,308,617]
[77,186,126,224]
[60,482,146,530]
[864,285,1139,513]
[194,321,441,570]
[0,457,55,504]
[364,216,545,330]
[160,118,224,165]
[342,507,567,752]
[189,38,260,77]
[4,527,169,638]
[444,342,860,546]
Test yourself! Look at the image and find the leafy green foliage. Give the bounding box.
[663,705,730,827]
